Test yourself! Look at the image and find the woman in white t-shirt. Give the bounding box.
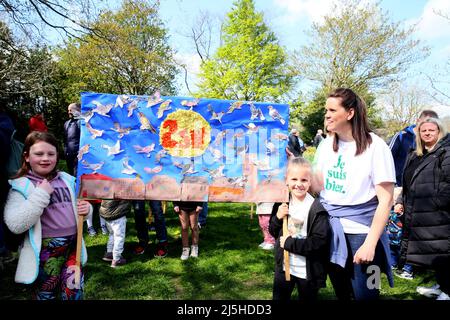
[313,88,396,300]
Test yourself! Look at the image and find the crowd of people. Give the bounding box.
[0,87,448,301]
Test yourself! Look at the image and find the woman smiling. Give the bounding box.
[398,117,450,300]
[313,88,396,300]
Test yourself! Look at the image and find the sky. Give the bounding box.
[154,0,450,116]
[41,0,450,116]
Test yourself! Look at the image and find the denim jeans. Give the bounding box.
[390,244,400,267]
[329,233,386,300]
[133,200,167,245]
[198,202,208,225]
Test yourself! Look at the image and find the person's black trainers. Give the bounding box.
[154,242,168,258]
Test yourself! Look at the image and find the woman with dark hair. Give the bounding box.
[313,88,396,300]
[397,117,450,300]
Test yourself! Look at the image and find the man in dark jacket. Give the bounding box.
[64,103,81,176]
[312,129,324,148]
[286,129,305,158]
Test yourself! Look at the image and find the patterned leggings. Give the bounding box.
[258,214,275,244]
[34,235,84,300]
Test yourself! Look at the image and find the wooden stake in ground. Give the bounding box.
[75,214,84,288]
[250,203,254,219]
[162,201,166,214]
[282,216,290,281]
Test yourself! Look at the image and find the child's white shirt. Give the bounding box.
[283,193,314,279]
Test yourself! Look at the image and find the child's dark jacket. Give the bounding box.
[269,198,330,289]
[99,200,130,221]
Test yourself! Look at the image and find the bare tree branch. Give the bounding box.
[0,0,103,42]
[425,72,450,104]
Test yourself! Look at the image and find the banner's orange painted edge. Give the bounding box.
[208,186,244,196]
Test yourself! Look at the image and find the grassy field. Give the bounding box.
[0,202,434,300]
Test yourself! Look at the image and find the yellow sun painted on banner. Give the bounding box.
[160,109,211,157]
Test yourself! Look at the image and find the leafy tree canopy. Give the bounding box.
[197,0,295,102]
[56,0,178,100]
[293,0,429,94]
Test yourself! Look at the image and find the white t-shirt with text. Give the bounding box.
[313,133,395,233]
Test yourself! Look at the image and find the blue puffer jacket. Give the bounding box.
[389,125,416,186]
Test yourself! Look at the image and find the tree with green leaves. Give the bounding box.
[56,0,178,99]
[293,0,429,94]
[197,0,295,102]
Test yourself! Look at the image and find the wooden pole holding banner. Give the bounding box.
[75,214,84,288]
[250,203,254,220]
[282,216,290,281]
[162,201,167,214]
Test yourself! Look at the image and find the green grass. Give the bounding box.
[0,202,435,300]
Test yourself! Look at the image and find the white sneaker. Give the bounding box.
[436,292,450,300]
[190,245,198,258]
[180,247,190,260]
[101,225,108,235]
[258,242,265,248]
[261,242,274,250]
[395,270,414,280]
[416,284,442,298]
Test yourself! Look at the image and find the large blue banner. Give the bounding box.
[77,92,289,202]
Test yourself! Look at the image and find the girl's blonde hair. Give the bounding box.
[415,117,447,156]
[286,157,312,175]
